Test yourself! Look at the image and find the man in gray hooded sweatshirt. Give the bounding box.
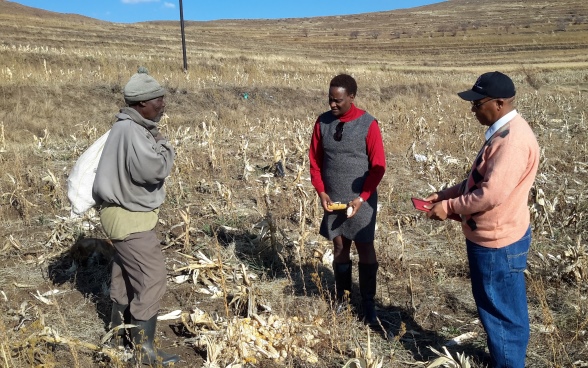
[93,67,178,365]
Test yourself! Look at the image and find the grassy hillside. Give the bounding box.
[0,0,587,367]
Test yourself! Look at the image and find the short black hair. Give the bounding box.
[329,74,357,96]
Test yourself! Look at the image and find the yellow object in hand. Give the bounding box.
[328,202,347,210]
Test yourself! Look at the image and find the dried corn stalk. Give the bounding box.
[426,346,472,368]
[184,311,327,365]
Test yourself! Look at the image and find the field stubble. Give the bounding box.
[0,0,588,367]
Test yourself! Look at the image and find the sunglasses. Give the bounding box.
[471,98,496,110]
[334,122,344,141]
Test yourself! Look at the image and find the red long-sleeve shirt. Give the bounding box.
[309,104,386,201]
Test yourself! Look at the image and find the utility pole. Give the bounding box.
[179,0,187,71]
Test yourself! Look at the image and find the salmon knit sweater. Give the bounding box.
[440,113,540,248]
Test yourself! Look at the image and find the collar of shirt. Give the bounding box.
[339,103,365,122]
[485,109,517,141]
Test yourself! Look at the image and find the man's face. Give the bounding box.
[328,86,354,117]
[142,96,166,122]
[470,97,499,126]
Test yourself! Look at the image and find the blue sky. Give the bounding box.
[9,0,445,23]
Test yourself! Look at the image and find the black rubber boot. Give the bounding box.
[109,302,130,348]
[333,261,353,302]
[131,315,180,366]
[358,262,379,326]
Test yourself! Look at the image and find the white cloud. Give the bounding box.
[163,2,175,8]
[121,0,159,4]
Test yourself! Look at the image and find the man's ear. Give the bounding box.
[495,98,505,110]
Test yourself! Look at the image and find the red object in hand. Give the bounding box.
[411,197,461,222]
[411,197,430,212]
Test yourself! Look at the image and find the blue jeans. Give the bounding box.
[466,226,531,368]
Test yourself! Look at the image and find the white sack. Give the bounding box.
[67,130,110,217]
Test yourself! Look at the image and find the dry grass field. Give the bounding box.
[1,0,588,366]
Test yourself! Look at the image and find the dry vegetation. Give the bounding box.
[0,0,588,366]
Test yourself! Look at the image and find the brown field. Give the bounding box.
[1,0,588,366]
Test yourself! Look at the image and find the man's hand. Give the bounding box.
[426,202,448,221]
[154,132,165,142]
[424,192,442,203]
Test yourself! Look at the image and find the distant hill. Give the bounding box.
[2,0,587,30]
[0,0,104,24]
[1,0,586,68]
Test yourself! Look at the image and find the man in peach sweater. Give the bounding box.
[424,71,540,368]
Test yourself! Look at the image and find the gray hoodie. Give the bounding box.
[93,108,175,212]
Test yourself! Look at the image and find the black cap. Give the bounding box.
[458,71,516,101]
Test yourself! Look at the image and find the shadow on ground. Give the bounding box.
[47,236,113,327]
[214,221,492,367]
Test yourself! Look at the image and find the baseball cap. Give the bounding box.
[458,71,516,101]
